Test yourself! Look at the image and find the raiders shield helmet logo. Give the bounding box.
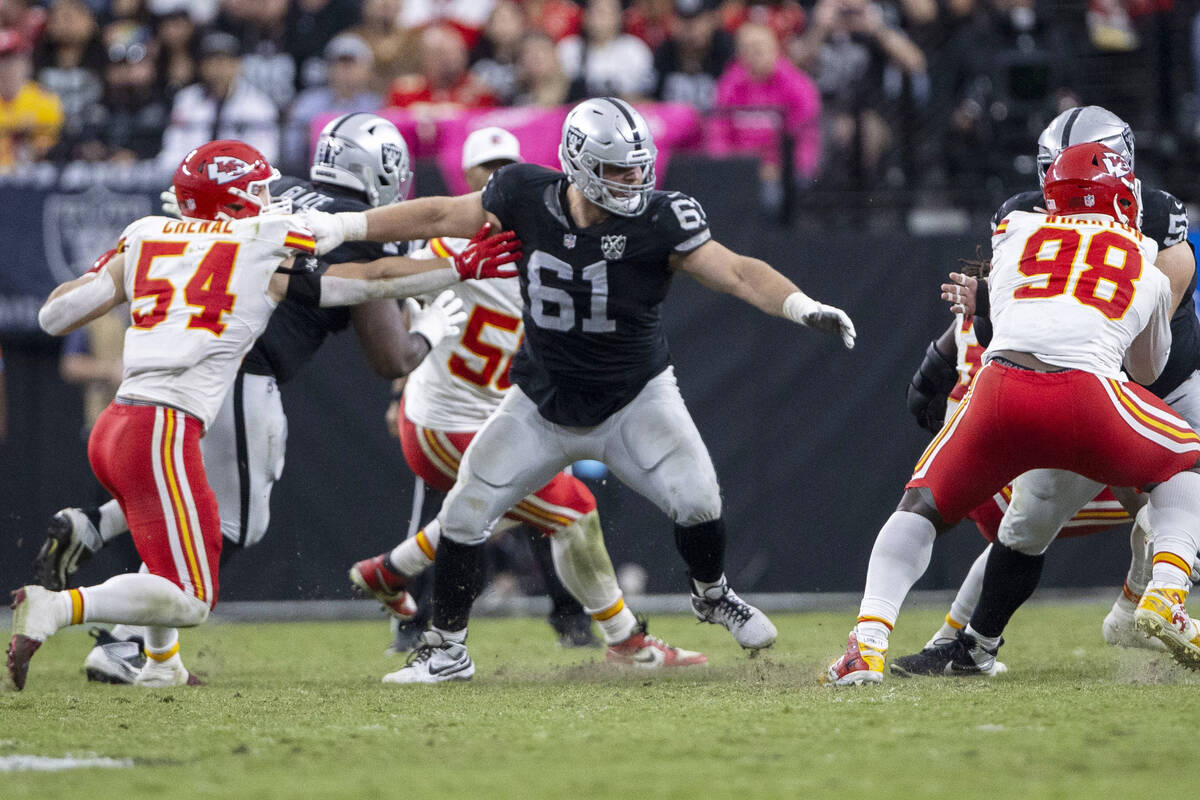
[381,142,402,175]
[601,234,626,260]
[565,126,586,158]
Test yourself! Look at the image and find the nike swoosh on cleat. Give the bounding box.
[632,648,665,667]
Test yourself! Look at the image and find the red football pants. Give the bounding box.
[909,362,1200,525]
[398,399,596,535]
[88,401,222,606]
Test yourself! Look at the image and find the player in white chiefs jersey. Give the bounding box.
[5,140,521,691]
[827,143,1200,685]
[895,107,1200,676]
[350,127,707,676]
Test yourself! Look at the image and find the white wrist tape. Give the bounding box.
[38,270,117,335]
[318,267,459,307]
[782,291,818,324]
[337,211,368,242]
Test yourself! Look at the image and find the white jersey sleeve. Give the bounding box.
[985,211,1167,379]
[402,236,524,431]
[116,214,316,427]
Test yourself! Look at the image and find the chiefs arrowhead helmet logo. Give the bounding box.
[206,156,255,185]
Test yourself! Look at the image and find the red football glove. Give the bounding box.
[452,223,522,281]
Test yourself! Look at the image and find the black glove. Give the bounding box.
[906,339,959,433]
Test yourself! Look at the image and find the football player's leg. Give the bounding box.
[962,469,1105,650]
[200,372,286,549]
[351,421,471,618]
[1139,469,1200,666]
[1102,503,1163,649]
[837,372,1012,685]
[382,390,567,684]
[601,369,773,651]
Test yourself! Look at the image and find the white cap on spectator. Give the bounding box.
[462,127,522,170]
[325,33,373,64]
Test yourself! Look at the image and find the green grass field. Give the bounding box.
[3,604,1199,799]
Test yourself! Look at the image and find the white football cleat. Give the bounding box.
[382,630,474,684]
[84,628,146,684]
[691,583,777,650]
[134,654,203,687]
[1102,598,1165,651]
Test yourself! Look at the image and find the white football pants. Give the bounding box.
[438,366,721,546]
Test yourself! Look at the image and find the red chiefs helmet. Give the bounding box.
[172,140,280,221]
[1042,142,1141,229]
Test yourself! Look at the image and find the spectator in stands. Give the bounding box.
[388,24,496,111]
[287,0,362,90]
[0,28,63,168]
[216,0,297,109]
[934,0,1071,192]
[399,0,493,48]
[156,30,279,169]
[348,0,418,93]
[470,0,525,105]
[559,0,655,101]
[713,21,821,211]
[284,33,381,173]
[653,0,734,111]
[96,23,167,161]
[107,0,150,25]
[152,6,196,99]
[0,0,46,45]
[146,0,217,26]
[525,0,581,41]
[34,0,105,161]
[512,29,570,107]
[719,0,805,42]
[793,0,926,188]
[625,0,675,50]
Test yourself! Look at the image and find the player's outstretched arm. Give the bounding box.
[315,225,520,307]
[38,248,129,336]
[1124,278,1173,385]
[673,239,856,349]
[300,193,500,255]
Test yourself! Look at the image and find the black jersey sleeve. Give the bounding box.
[650,191,712,254]
[1141,188,1188,250]
[481,162,544,230]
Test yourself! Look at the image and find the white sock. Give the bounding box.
[857,511,936,639]
[432,626,466,644]
[1147,472,1200,588]
[964,624,1001,651]
[595,605,638,644]
[928,544,990,647]
[1126,505,1153,596]
[78,574,209,627]
[144,626,179,658]
[692,574,727,596]
[97,499,128,543]
[391,520,439,576]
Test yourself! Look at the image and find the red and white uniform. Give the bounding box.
[948,314,1132,540]
[909,212,1198,524]
[400,236,595,535]
[89,214,315,605]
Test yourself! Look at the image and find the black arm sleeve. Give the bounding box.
[906,332,959,434]
[277,255,330,307]
[972,280,992,347]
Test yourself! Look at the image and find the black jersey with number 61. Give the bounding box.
[482,163,712,426]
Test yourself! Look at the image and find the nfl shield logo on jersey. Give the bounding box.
[601,234,626,260]
[563,233,576,249]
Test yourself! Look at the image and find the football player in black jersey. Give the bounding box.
[302,96,856,682]
[889,106,1200,677]
[31,114,515,683]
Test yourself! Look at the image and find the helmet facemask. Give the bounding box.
[559,97,658,217]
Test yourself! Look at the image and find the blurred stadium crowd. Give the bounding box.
[0,0,1197,215]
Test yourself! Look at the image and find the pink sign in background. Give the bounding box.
[311,103,710,196]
